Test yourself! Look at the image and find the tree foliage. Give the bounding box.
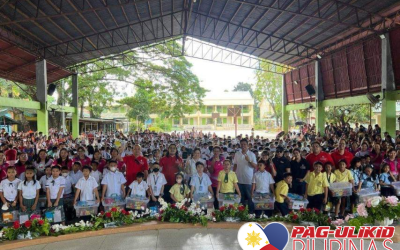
[120,41,206,120]
[325,104,371,126]
[233,82,259,120]
[254,62,283,126]
[233,82,253,96]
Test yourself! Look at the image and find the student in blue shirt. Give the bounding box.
[360,166,379,190]
[379,163,396,197]
[349,157,362,212]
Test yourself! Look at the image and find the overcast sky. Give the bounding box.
[186,57,256,93]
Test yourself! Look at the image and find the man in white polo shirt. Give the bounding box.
[233,139,257,213]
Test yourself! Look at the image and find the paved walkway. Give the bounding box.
[17,228,400,250]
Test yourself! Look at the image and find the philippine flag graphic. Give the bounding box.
[238,222,289,250]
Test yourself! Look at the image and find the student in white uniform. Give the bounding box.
[0,166,21,211]
[61,166,74,198]
[18,167,40,212]
[252,161,275,218]
[73,166,100,205]
[127,172,148,197]
[101,160,126,199]
[147,162,167,206]
[39,166,52,194]
[89,161,102,187]
[46,165,66,207]
[190,162,213,198]
[69,162,83,185]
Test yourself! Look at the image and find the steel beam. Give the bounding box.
[188,11,316,59]
[223,0,381,33]
[39,11,183,59]
[71,74,79,138]
[0,96,40,109]
[183,37,291,73]
[36,59,48,136]
[0,0,160,26]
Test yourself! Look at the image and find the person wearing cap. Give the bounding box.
[304,161,328,211]
[330,139,354,169]
[233,139,256,212]
[306,141,334,171]
[272,146,291,183]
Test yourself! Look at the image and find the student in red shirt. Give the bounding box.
[306,142,334,171]
[159,144,183,203]
[53,148,73,170]
[4,145,17,165]
[14,152,29,178]
[72,146,91,167]
[123,145,149,186]
[0,151,9,180]
[330,139,354,169]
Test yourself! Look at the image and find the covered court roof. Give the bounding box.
[0,0,399,84]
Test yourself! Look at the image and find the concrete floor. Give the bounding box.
[16,228,400,250]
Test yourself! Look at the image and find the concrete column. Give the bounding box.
[36,60,48,136]
[381,33,396,136]
[72,74,79,138]
[315,60,325,135]
[282,74,289,133]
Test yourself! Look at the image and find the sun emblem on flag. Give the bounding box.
[245,230,262,248]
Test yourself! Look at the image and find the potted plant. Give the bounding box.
[92,207,132,228]
[158,198,208,226]
[2,219,50,240]
[365,196,400,226]
[213,204,248,222]
[288,208,331,227]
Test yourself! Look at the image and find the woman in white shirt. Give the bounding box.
[33,149,53,179]
[184,149,205,183]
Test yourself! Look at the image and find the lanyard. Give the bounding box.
[198,176,203,185]
[327,173,331,183]
[153,174,159,186]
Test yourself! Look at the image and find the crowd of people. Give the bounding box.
[0,122,399,224]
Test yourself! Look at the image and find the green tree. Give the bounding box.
[254,62,283,127]
[233,82,260,120]
[325,104,371,126]
[119,41,206,124]
[233,82,253,96]
[119,79,153,124]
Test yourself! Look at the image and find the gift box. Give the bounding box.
[2,210,18,222]
[44,206,65,223]
[287,193,309,210]
[125,196,149,210]
[102,196,126,212]
[193,193,215,209]
[74,200,99,217]
[358,188,380,203]
[392,182,400,196]
[252,193,275,210]
[329,182,352,197]
[218,193,240,207]
[38,196,47,208]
